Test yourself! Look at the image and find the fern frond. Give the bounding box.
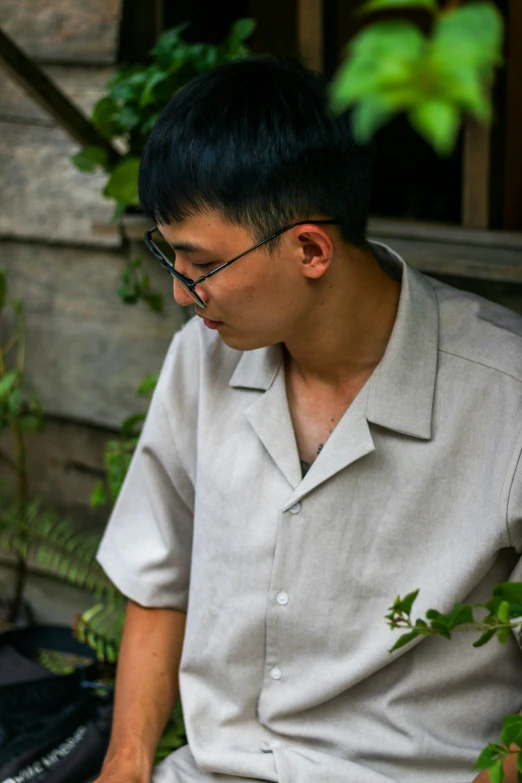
[0,502,119,600]
[76,600,125,663]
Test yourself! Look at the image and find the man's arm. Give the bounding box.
[97,599,187,783]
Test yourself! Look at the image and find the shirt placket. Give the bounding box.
[258,497,303,748]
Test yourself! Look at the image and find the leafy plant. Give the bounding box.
[0,269,121,626]
[330,0,504,155]
[71,19,256,312]
[0,268,43,620]
[386,585,522,781]
[90,373,158,510]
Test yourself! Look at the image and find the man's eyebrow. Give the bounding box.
[169,240,210,254]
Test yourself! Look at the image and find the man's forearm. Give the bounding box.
[102,599,186,780]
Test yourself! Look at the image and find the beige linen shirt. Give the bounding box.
[97,243,522,783]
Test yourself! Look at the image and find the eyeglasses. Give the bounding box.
[144,219,341,309]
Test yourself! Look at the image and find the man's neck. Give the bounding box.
[283,244,401,391]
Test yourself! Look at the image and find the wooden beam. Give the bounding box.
[503,0,522,229]
[462,115,491,229]
[0,28,121,167]
[297,0,324,71]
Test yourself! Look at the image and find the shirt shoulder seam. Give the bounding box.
[438,347,522,386]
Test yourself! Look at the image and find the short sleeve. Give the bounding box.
[96,332,196,609]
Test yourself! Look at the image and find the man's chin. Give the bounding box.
[217,330,275,352]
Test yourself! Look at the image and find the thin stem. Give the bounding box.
[2,331,19,357]
[390,620,519,634]
[8,420,28,622]
[16,310,25,374]
[0,449,17,472]
[7,310,28,623]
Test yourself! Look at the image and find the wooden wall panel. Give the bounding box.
[462,117,491,229]
[0,241,187,429]
[503,0,522,230]
[0,67,119,246]
[0,122,119,246]
[0,418,111,529]
[0,0,122,64]
[297,0,324,71]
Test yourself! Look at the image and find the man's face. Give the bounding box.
[157,210,325,351]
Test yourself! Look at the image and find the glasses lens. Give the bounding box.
[149,232,205,308]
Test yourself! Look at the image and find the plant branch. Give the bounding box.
[391,618,519,635]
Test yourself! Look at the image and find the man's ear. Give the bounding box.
[293,225,334,279]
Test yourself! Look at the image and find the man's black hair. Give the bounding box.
[139,56,373,248]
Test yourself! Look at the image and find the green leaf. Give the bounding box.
[143,292,164,314]
[473,628,497,648]
[118,104,142,132]
[494,583,522,606]
[393,590,419,616]
[140,70,169,108]
[409,100,460,156]
[489,758,505,783]
[112,201,126,222]
[498,601,511,624]
[439,602,474,629]
[90,481,107,509]
[0,371,20,400]
[121,413,145,436]
[489,744,509,756]
[0,268,7,310]
[389,629,420,652]
[20,414,43,433]
[501,715,522,748]
[352,96,398,143]
[152,23,191,67]
[226,18,256,47]
[474,747,496,771]
[432,3,503,71]
[331,21,425,100]
[498,626,510,645]
[517,750,522,775]
[8,389,21,417]
[71,146,109,173]
[136,374,158,396]
[109,71,148,103]
[104,158,140,208]
[358,0,437,14]
[92,96,119,140]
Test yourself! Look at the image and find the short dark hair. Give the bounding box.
[139,56,373,248]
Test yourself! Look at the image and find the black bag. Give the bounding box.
[0,627,113,783]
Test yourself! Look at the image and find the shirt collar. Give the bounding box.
[229,242,439,441]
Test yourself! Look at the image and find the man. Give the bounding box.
[96,57,522,783]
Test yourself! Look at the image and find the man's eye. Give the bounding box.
[191,261,215,270]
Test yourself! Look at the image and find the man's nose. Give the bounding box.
[172,278,209,308]
[173,278,196,307]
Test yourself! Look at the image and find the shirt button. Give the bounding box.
[276,591,289,606]
[270,666,282,680]
[289,502,301,514]
[260,740,282,752]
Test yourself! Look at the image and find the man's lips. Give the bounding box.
[200,315,224,329]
